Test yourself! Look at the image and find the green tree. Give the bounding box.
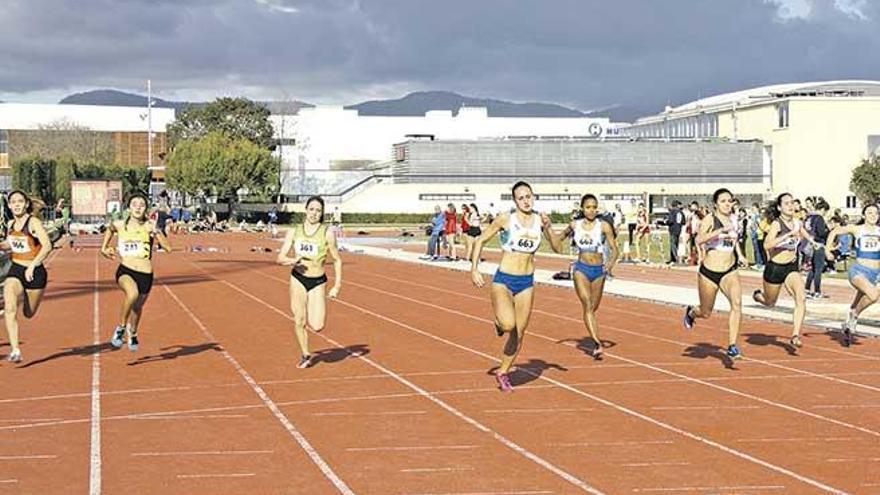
[166,132,279,217]
[12,155,56,204]
[167,97,275,150]
[851,155,880,204]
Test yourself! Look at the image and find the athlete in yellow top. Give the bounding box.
[278,196,343,369]
[101,193,172,352]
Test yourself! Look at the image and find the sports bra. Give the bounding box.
[573,218,604,254]
[499,211,542,254]
[293,223,329,263]
[704,215,736,253]
[856,225,880,260]
[7,216,41,262]
[773,218,802,252]
[117,218,154,260]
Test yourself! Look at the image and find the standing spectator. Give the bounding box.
[444,203,458,260]
[749,203,765,268]
[666,201,685,264]
[625,198,638,252]
[805,199,831,298]
[267,206,279,238]
[422,205,445,260]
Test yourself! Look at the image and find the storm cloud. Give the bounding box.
[1,0,878,118]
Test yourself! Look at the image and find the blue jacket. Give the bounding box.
[431,212,446,234]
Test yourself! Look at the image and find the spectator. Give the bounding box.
[805,199,831,298]
[444,203,458,260]
[748,203,765,268]
[666,200,686,264]
[422,205,446,260]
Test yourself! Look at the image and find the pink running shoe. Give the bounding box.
[495,372,514,392]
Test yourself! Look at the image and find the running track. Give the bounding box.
[1,233,878,494]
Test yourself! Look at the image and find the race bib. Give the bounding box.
[296,240,319,259]
[118,240,145,258]
[7,235,30,254]
[862,236,880,252]
[509,236,539,253]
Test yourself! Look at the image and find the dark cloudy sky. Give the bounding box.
[1,0,877,118]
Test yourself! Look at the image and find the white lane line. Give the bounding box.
[163,284,354,495]
[621,462,690,467]
[129,414,249,421]
[89,256,101,495]
[0,455,57,460]
[483,408,593,413]
[649,406,761,411]
[548,441,674,447]
[312,279,848,494]
[736,437,855,443]
[346,278,880,441]
[404,492,553,495]
[401,467,474,473]
[311,410,427,417]
[132,450,273,457]
[632,485,786,493]
[0,418,64,422]
[812,404,880,409]
[346,445,479,452]
[0,479,18,484]
[176,473,256,479]
[826,457,880,463]
[209,271,606,495]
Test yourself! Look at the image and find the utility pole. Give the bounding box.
[147,79,153,171]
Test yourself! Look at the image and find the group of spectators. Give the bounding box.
[422,202,491,262]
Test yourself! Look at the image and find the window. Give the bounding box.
[777,102,789,128]
[0,129,7,154]
[500,193,580,201]
[847,195,858,208]
[419,193,475,201]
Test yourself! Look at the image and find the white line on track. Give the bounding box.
[163,284,355,495]
[89,256,101,495]
[346,445,479,452]
[0,455,57,460]
[632,485,786,493]
[344,278,880,441]
[0,479,18,484]
[736,437,855,443]
[176,473,256,479]
[825,457,880,463]
[483,408,593,413]
[310,410,427,417]
[246,268,847,494]
[649,405,761,411]
[206,269,607,495]
[403,491,553,495]
[132,450,273,457]
[401,467,474,473]
[620,462,690,467]
[812,404,880,409]
[547,441,674,447]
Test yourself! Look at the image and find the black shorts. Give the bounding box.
[116,264,154,295]
[467,226,482,238]
[699,262,737,287]
[291,269,328,292]
[763,260,799,285]
[7,263,48,290]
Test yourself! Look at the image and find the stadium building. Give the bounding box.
[627,80,880,208]
[0,103,175,192]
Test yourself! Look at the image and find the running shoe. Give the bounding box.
[591,344,604,361]
[752,289,763,302]
[495,372,514,392]
[682,306,695,330]
[726,344,743,359]
[841,323,853,348]
[495,323,504,337]
[7,349,21,363]
[789,335,803,348]
[110,325,125,349]
[297,355,312,369]
[128,334,139,352]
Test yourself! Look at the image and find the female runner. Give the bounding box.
[547,194,618,359]
[2,191,52,363]
[753,193,820,348]
[101,193,172,352]
[471,181,552,391]
[683,188,747,360]
[277,196,342,368]
[826,203,880,346]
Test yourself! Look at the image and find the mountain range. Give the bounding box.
[58,89,642,121]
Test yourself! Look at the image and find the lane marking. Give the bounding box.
[205,269,606,495]
[0,455,58,460]
[164,284,354,495]
[621,462,690,467]
[176,473,256,479]
[244,268,847,494]
[632,486,785,493]
[346,445,479,452]
[401,467,474,473]
[131,450,273,457]
[89,256,101,495]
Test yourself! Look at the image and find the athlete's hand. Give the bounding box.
[605,261,617,277]
[471,269,485,288]
[328,286,340,299]
[101,247,116,260]
[825,250,836,262]
[24,265,35,282]
[540,212,552,229]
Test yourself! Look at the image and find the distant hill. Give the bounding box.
[59,89,313,114]
[57,89,644,121]
[347,91,587,118]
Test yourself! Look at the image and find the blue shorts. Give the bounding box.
[849,263,880,286]
[573,261,606,283]
[493,270,534,296]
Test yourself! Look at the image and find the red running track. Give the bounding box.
[0,233,878,494]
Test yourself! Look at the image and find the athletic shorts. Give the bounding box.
[291,269,328,292]
[699,262,737,287]
[573,261,606,283]
[7,263,48,290]
[492,270,534,296]
[763,260,799,285]
[467,226,482,238]
[849,263,880,286]
[116,264,154,295]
